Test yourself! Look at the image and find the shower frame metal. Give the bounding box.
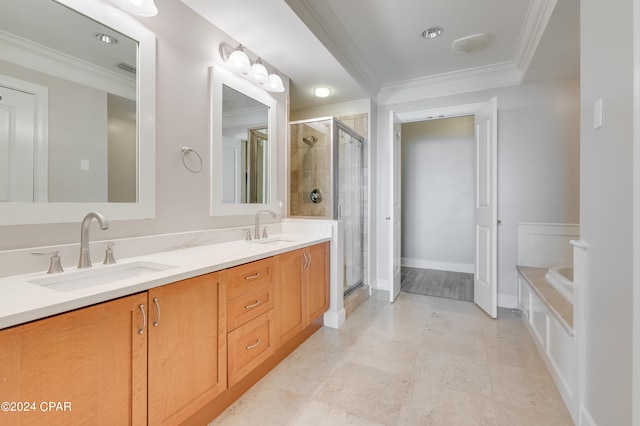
[288,117,365,296]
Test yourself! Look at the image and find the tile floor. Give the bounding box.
[210,292,574,425]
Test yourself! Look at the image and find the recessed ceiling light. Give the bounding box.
[422,27,443,39]
[95,33,118,44]
[314,87,332,98]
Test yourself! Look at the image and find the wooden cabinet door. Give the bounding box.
[0,293,148,426]
[148,273,226,426]
[275,248,305,346]
[305,242,330,323]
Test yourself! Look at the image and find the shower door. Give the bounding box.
[336,121,364,295]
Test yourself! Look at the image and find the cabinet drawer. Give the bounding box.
[226,257,275,299]
[227,311,275,386]
[227,281,274,331]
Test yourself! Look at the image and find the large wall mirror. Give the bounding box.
[0,0,156,225]
[210,66,278,216]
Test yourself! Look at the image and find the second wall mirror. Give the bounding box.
[209,66,277,216]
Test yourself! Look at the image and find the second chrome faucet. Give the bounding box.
[254,209,276,240]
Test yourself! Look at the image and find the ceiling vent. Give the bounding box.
[451,33,490,54]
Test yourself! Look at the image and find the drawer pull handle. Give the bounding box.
[138,304,146,335]
[246,338,261,350]
[244,272,261,280]
[153,297,161,327]
[245,300,261,309]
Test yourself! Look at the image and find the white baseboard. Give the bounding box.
[580,406,596,426]
[498,293,518,309]
[401,258,474,273]
[323,308,345,329]
[373,278,389,292]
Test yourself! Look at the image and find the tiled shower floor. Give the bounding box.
[211,291,573,425]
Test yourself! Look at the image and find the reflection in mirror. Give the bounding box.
[221,85,269,204]
[0,0,137,203]
[210,66,277,216]
[0,0,156,225]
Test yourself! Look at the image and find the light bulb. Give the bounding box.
[265,73,284,92]
[314,87,331,98]
[227,47,250,74]
[250,61,269,84]
[117,0,158,16]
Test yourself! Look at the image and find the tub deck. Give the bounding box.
[517,265,573,332]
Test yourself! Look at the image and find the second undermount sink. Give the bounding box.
[29,261,176,292]
[248,236,299,246]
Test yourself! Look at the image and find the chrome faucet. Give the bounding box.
[78,212,109,269]
[254,209,276,239]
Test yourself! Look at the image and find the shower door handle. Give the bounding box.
[338,204,342,219]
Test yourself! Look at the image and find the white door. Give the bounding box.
[389,111,402,302]
[0,85,36,202]
[473,98,498,318]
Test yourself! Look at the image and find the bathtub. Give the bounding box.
[545,265,573,304]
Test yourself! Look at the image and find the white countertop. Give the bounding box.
[0,233,330,330]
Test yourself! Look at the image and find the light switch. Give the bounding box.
[594,98,603,130]
[80,159,90,171]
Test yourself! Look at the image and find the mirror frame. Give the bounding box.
[0,0,156,225]
[209,66,278,216]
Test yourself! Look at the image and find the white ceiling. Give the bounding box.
[180,0,579,112]
[1,0,137,80]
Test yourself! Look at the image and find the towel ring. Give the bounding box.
[181,146,203,173]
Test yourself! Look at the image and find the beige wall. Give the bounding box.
[580,0,634,423]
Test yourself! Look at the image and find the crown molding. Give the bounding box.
[513,0,558,75]
[0,30,135,100]
[287,0,557,106]
[289,0,380,97]
[377,62,522,105]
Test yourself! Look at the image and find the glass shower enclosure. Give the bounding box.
[289,117,365,296]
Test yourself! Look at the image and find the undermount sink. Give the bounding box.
[29,261,176,292]
[248,236,299,246]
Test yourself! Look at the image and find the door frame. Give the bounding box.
[389,100,498,315]
[0,74,48,201]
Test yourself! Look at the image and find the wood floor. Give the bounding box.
[401,267,474,302]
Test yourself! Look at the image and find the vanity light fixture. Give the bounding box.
[219,42,285,93]
[115,0,158,17]
[314,87,332,98]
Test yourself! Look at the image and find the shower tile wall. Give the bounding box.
[290,121,332,217]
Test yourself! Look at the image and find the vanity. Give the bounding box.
[0,234,330,425]
[0,1,333,423]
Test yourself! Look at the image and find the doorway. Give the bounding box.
[389,98,498,318]
[400,116,475,302]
